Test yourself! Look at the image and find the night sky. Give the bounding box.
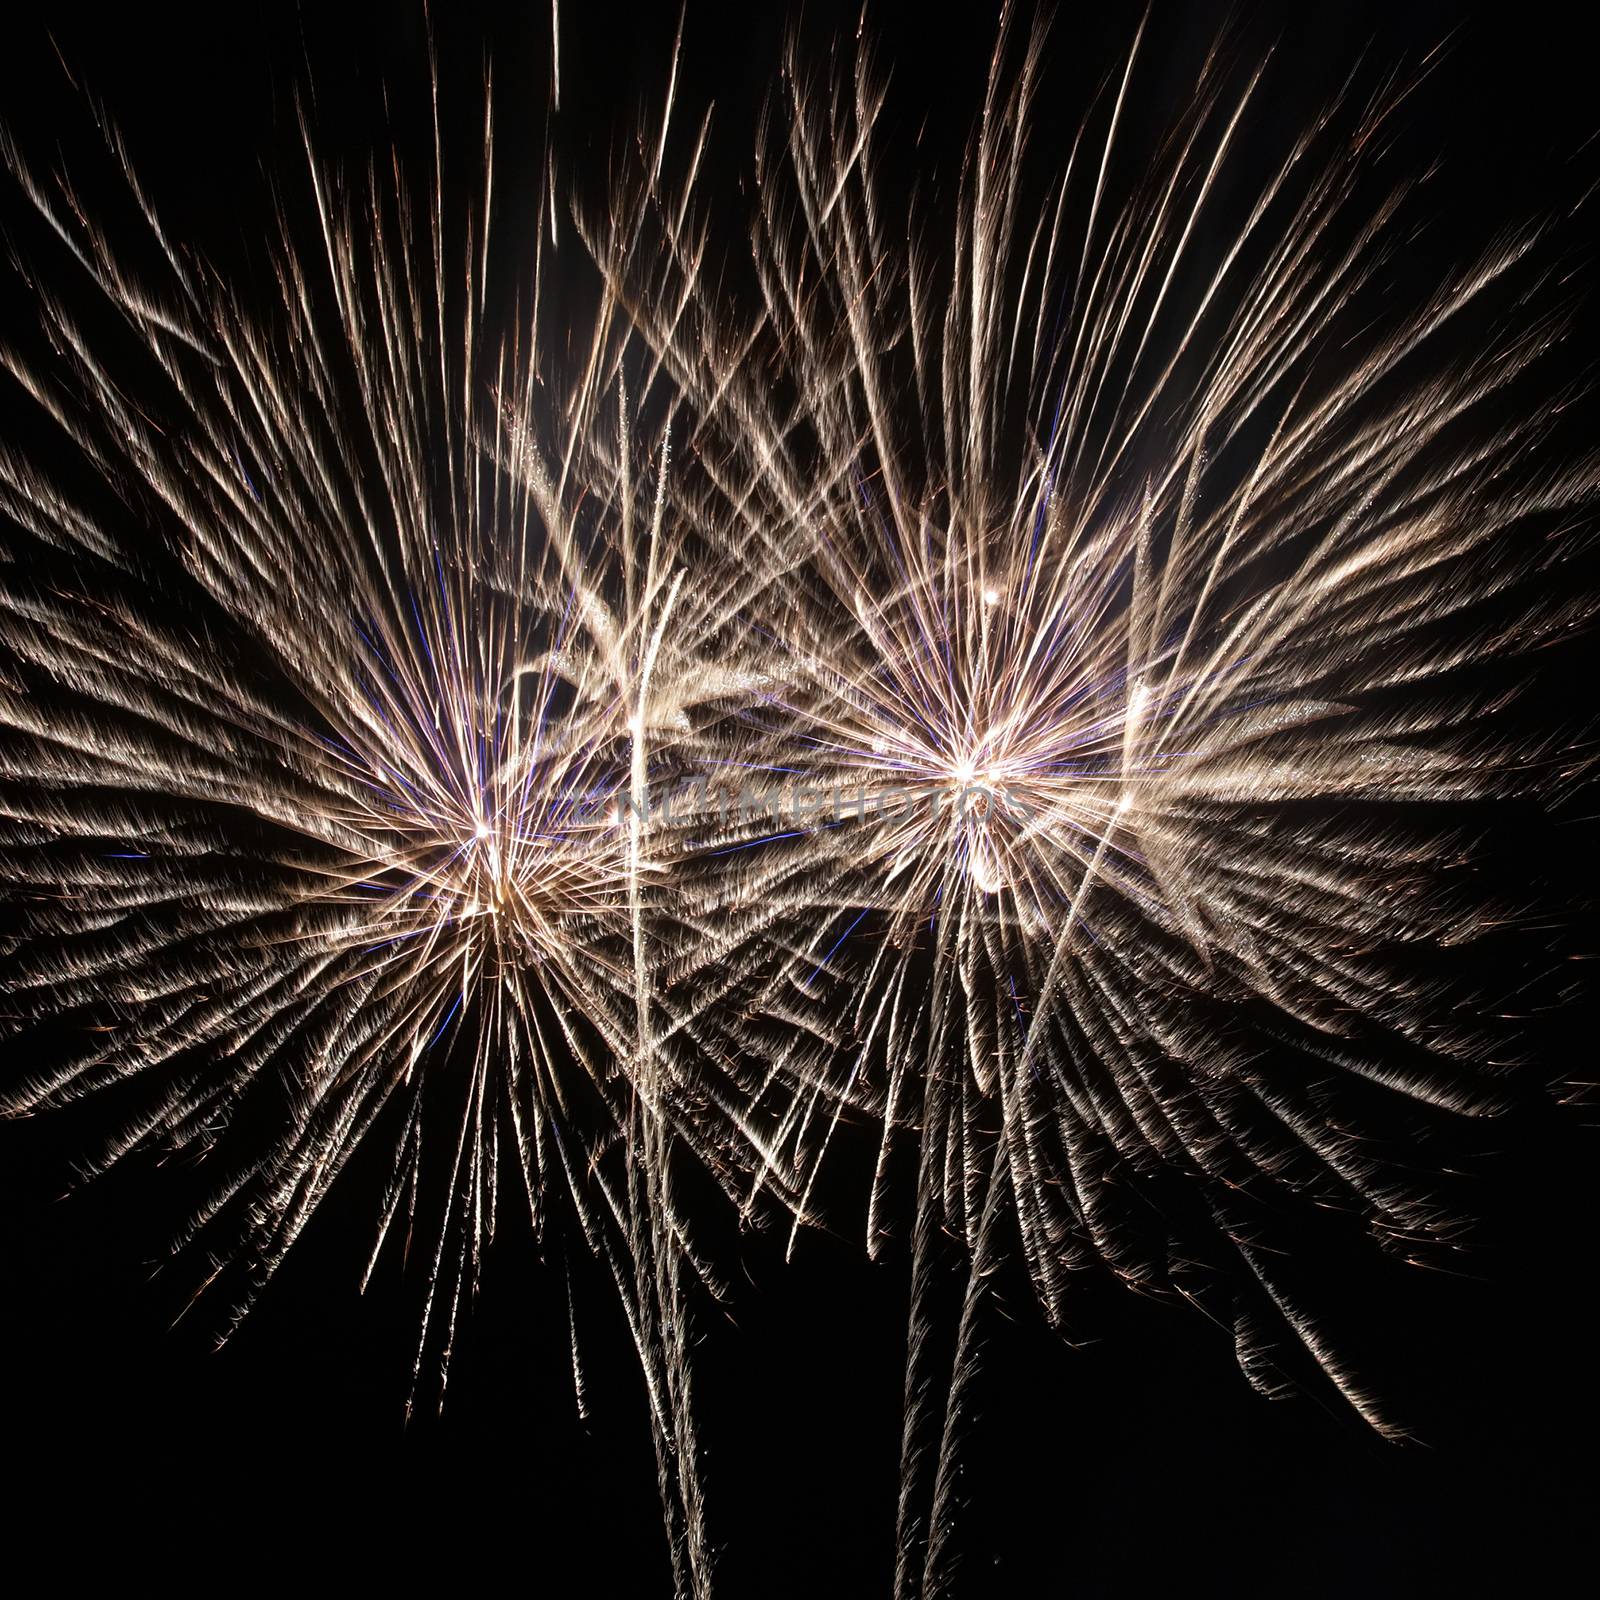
[2,4,1597,1593]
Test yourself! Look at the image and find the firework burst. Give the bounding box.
[602,12,1595,1587]
[0,56,803,1594]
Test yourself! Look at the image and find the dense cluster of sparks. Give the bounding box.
[2,10,1592,1596]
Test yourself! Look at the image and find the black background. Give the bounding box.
[2,4,1597,1594]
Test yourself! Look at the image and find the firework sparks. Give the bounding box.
[0,57,802,1596]
[601,13,1594,1589]
[2,9,1595,1596]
